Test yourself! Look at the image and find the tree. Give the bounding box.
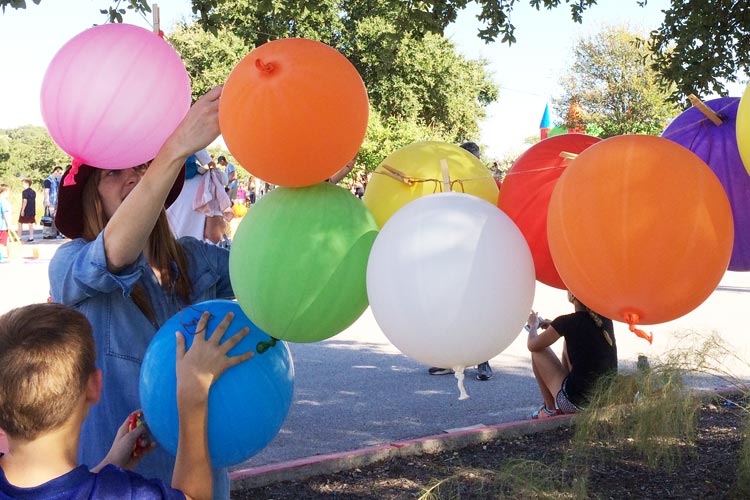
[646,0,750,100]
[167,22,249,101]
[0,126,69,180]
[553,25,680,138]
[8,0,748,101]
[167,4,497,145]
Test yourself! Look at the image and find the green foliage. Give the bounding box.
[415,460,582,499]
[0,126,68,181]
[357,109,448,174]
[646,0,750,101]
[554,25,680,138]
[6,1,750,100]
[167,22,249,101]
[573,367,698,472]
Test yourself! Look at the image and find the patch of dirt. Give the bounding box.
[233,402,748,499]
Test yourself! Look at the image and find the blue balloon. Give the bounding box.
[139,300,294,468]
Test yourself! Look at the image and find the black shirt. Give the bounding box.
[551,311,617,406]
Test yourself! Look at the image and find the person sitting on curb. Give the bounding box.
[526,291,618,419]
[0,303,252,500]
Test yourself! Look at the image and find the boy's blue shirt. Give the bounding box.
[0,463,185,500]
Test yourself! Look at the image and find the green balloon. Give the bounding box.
[229,183,379,343]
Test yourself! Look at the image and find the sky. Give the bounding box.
[0,0,739,159]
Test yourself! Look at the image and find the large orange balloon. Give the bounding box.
[219,38,369,187]
[499,134,600,289]
[548,135,733,329]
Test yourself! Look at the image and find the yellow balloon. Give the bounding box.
[737,82,750,175]
[363,141,499,227]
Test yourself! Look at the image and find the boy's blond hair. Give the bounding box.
[0,303,96,440]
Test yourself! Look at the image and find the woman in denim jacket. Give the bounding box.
[49,87,234,499]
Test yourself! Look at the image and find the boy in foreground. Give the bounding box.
[0,303,252,500]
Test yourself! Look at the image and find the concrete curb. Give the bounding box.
[229,385,745,491]
[229,414,574,490]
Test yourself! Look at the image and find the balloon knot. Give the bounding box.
[63,159,83,187]
[158,29,165,38]
[625,312,653,344]
[255,58,275,73]
[256,337,278,354]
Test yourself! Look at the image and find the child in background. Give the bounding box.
[236,181,247,207]
[0,185,10,261]
[0,303,252,500]
[17,179,36,242]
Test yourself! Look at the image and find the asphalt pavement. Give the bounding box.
[2,231,750,472]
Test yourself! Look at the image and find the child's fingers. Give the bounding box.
[219,326,250,354]
[194,311,211,339]
[227,350,254,368]
[114,418,130,439]
[208,312,235,345]
[175,331,186,360]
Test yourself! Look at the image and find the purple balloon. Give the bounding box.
[662,97,750,271]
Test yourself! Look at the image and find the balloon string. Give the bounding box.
[371,171,489,193]
[503,165,567,177]
[625,313,653,344]
[63,159,83,187]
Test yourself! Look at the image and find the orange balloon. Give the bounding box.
[219,38,369,187]
[548,135,733,328]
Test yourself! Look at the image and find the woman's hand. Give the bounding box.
[161,86,223,163]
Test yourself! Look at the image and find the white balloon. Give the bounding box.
[367,192,536,369]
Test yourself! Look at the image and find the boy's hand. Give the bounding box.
[93,412,155,472]
[175,311,253,408]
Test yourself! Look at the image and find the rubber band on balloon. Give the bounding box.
[63,159,83,187]
[624,313,653,344]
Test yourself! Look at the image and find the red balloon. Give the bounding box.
[498,134,601,289]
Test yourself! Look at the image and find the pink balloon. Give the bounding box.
[41,24,191,169]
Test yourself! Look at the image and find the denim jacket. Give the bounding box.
[49,233,233,498]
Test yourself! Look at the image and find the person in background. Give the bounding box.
[17,178,36,243]
[166,149,215,242]
[43,166,63,239]
[0,302,252,500]
[0,184,11,261]
[235,181,247,207]
[526,291,617,419]
[429,141,494,381]
[217,156,238,202]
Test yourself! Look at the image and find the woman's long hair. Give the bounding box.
[81,168,193,321]
[571,294,614,347]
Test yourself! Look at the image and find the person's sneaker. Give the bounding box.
[476,361,493,381]
[428,367,453,376]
